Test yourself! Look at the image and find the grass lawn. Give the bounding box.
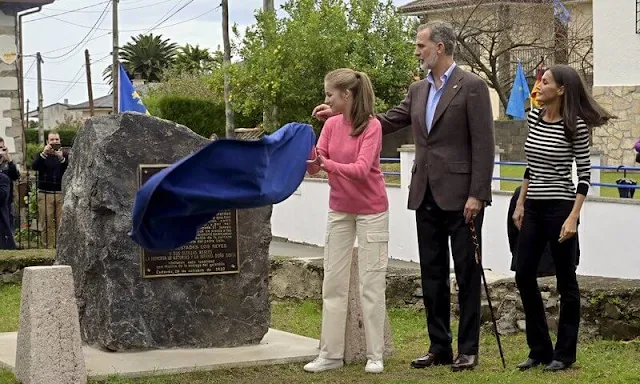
[1,284,639,383]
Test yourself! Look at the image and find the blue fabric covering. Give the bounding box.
[129,122,316,252]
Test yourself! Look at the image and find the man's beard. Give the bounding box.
[420,52,438,72]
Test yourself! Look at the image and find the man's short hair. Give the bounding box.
[417,20,457,56]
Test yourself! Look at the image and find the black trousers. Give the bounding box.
[416,186,482,356]
[515,199,580,364]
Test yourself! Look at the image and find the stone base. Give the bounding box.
[14,266,86,384]
[0,329,318,379]
[344,250,394,364]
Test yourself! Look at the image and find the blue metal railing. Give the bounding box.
[379,158,640,193]
[493,162,640,190]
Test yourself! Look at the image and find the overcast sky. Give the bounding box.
[21,0,409,111]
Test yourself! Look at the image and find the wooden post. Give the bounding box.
[36,52,43,145]
[112,0,119,113]
[85,50,95,117]
[222,0,234,138]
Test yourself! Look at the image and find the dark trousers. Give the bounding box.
[416,186,482,356]
[515,199,580,364]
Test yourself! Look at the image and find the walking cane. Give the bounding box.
[469,220,506,369]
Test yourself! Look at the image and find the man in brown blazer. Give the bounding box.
[313,21,495,371]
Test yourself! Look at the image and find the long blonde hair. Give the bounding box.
[324,68,375,136]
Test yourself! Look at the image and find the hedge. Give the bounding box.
[0,249,55,273]
[155,96,261,138]
[25,129,77,147]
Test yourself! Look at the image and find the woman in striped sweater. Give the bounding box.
[512,65,615,372]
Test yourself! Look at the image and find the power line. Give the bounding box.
[23,58,36,78]
[31,5,220,33]
[38,33,111,56]
[52,65,87,103]
[25,78,111,86]
[24,1,111,23]
[44,0,176,14]
[41,1,112,61]
[143,0,196,33]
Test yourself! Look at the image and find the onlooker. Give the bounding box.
[0,172,16,249]
[31,131,68,248]
[0,137,19,236]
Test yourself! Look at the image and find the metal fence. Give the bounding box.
[6,170,63,250]
[4,159,638,250]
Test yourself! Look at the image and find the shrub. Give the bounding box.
[155,96,260,138]
[24,143,42,167]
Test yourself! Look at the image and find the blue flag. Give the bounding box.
[506,60,530,120]
[118,63,150,114]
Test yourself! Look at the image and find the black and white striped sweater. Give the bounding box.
[523,108,591,200]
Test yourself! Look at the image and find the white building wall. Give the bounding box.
[272,150,640,280]
[593,0,640,86]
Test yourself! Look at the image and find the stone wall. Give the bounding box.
[494,119,527,162]
[381,126,413,159]
[270,258,640,341]
[592,86,640,166]
[0,10,21,164]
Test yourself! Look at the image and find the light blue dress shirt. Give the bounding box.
[425,62,457,133]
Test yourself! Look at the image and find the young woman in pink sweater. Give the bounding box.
[304,68,389,374]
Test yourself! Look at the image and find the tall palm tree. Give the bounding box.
[172,44,221,74]
[103,33,178,86]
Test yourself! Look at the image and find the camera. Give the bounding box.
[51,143,61,151]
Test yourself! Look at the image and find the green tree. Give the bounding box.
[231,0,416,132]
[102,33,178,86]
[172,44,221,75]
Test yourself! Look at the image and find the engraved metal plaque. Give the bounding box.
[138,164,239,278]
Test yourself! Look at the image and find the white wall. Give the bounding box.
[272,150,640,280]
[593,0,640,86]
[0,11,16,153]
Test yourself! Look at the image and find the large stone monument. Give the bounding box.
[56,113,272,351]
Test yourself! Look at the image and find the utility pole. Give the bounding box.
[36,52,44,145]
[85,49,95,117]
[262,0,277,132]
[222,0,234,137]
[26,99,29,130]
[112,0,119,113]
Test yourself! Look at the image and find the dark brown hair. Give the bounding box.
[546,64,616,140]
[324,68,375,136]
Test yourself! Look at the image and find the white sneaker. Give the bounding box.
[365,359,384,373]
[303,356,344,373]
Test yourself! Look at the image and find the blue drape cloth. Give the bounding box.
[129,122,315,252]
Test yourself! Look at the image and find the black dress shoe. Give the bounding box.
[410,352,453,369]
[451,354,478,372]
[517,358,545,371]
[543,360,571,371]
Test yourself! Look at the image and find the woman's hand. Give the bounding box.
[559,215,578,243]
[512,202,525,230]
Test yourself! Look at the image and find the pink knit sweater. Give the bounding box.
[307,115,388,214]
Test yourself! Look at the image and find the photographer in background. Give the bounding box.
[0,172,15,249]
[31,131,68,248]
[0,137,19,241]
